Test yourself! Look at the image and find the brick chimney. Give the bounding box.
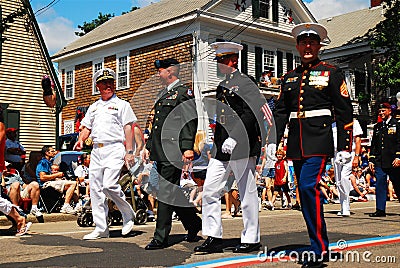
[371,0,383,7]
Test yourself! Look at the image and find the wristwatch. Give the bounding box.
[126,150,134,154]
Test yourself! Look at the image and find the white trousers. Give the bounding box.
[89,143,135,233]
[0,196,13,215]
[333,154,353,214]
[201,157,260,243]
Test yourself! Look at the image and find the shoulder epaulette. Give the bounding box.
[344,122,354,130]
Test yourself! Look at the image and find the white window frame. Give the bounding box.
[263,49,275,72]
[295,55,301,68]
[117,53,129,90]
[63,119,75,135]
[259,0,271,20]
[65,69,74,100]
[92,59,103,95]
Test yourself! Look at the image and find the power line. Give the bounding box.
[34,0,61,17]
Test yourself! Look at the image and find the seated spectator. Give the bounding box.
[320,164,339,203]
[0,195,31,236]
[349,168,368,201]
[259,69,273,87]
[36,145,79,214]
[74,153,90,199]
[21,151,42,184]
[4,128,26,173]
[1,161,42,217]
[362,167,376,195]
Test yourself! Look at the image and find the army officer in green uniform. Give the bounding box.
[144,58,202,250]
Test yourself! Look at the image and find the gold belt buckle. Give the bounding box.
[297,111,305,119]
[98,143,104,148]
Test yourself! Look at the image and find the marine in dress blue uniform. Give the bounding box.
[144,58,202,250]
[274,23,353,267]
[368,103,400,217]
[194,42,265,254]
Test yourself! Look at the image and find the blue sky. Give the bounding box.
[31,0,370,55]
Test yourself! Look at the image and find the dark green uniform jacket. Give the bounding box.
[370,117,400,169]
[146,82,197,162]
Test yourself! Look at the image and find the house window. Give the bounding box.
[117,55,129,89]
[63,120,74,135]
[259,0,271,19]
[295,56,301,67]
[263,49,275,71]
[65,70,74,99]
[93,61,103,94]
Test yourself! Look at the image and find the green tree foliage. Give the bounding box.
[75,7,139,37]
[75,12,114,37]
[369,0,400,98]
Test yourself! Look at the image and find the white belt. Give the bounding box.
[289,109,331,119]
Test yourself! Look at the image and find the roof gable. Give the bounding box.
[319,5,384,50]
[53,0,213,58]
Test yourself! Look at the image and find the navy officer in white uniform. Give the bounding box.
[74,68,136,240]
[194,41,264,254]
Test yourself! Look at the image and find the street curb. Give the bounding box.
[0,213,77,226]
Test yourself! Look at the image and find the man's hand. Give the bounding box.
[73,140,84,151]
[221,137,237,154]
[335,151,352,166]
[368,162,375,173]
[182,150,194,163]
[124,152,135,170]
[392,158,400,168]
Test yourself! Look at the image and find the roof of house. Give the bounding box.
[319,5,384,50]
[52,0,213,58]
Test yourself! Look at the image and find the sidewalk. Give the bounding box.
[0,212,77,226]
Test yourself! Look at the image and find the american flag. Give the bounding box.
[261,102,273,126]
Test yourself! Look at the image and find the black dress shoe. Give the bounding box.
[301,260,323,268]
[369,210,386,217]
[194,236,223,253]
[232,243,261,253]
[184,228,201,242]
[145,239,166,250]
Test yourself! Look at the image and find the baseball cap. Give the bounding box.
[379,102,391,109]
[6,128,18,133]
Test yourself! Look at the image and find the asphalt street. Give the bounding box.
[0,201,399,267]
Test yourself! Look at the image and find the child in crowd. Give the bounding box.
[255,165,266,211]
[51,164,65,180]
[268,149,291,210]
[180,162,200,208]
[319,165,339,203]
